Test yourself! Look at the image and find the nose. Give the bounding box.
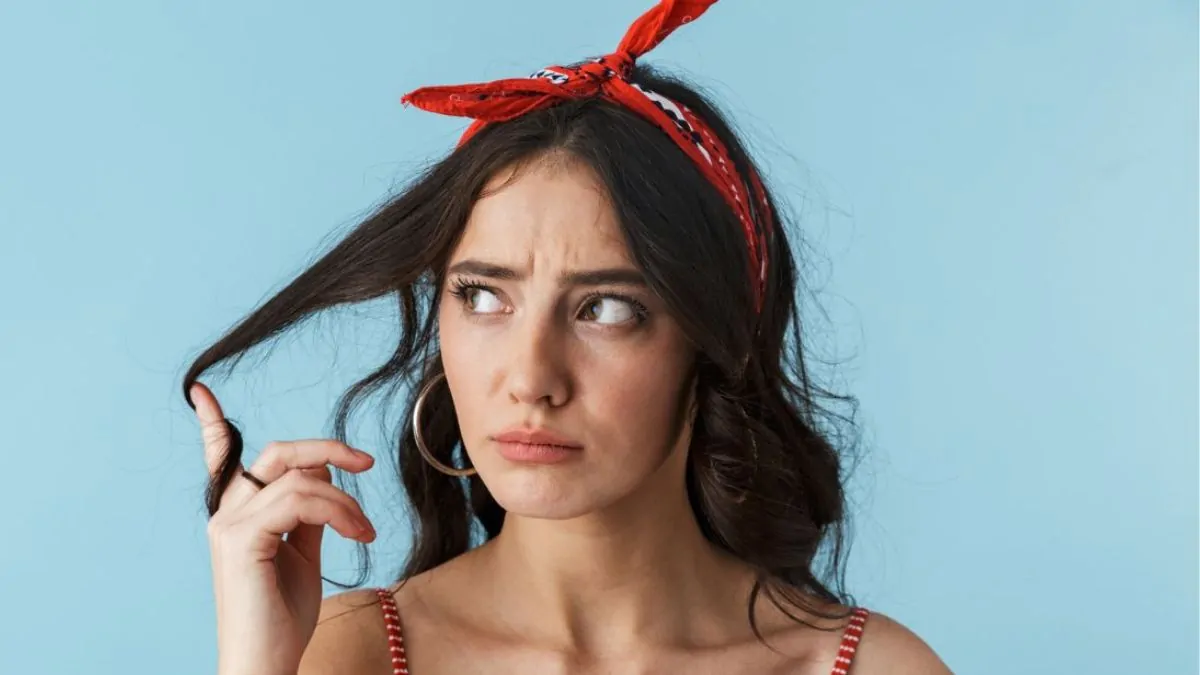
[504,310,571,409]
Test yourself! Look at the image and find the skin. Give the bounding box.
[196,156,952,674]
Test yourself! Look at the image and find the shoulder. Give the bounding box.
[298,588,393,675]
[749,591,949,674]
[851,610,951,674]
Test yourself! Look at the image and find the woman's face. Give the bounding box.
[437,156,697,519]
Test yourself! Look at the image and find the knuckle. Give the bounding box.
[277,467,306,487]
[279,490,307,511]
[200,420,229,442]
[296,470,324,491]
[260,441,287,471]
[301,470,328,489]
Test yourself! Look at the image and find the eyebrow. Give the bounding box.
[447,259,647,287]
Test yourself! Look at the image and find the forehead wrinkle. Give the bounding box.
[454,161,634,278]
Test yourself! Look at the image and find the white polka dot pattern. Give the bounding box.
[376,588,409,675]
[831,608,870,674]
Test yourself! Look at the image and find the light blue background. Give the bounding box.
[0,1,1194,673]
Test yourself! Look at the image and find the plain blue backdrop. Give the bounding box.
[0,1,1195,673]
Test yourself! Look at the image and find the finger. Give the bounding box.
[230,473,375,556]
[190,382,231,476]
[219,440,373,512]
[265,470,371,523]
[282,465,335,562]
[248,439,373,484]
[223,496,369,564]
[285,520,326,565]
[302,465,333,484]
[251,471,373,534]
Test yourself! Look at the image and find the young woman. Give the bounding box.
[186,1,952,673]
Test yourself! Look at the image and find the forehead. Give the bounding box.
[451,158,633,270]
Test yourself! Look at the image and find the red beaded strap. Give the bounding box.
[375,588,409,675]
[831,608,870,675]
[377,586,864,675]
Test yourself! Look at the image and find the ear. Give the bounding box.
[669,369,702,465]
[681,363,702,433]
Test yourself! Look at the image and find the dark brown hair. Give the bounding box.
[183,64,861,637]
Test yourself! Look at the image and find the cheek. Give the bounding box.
[437,307,489,432]
[438,302,492,365]
[584,342,693,453]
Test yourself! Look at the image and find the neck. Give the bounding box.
[464,459,756,655]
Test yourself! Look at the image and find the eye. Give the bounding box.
[466,287,504,314]
[449,280,506,314]
[579,296,644,325]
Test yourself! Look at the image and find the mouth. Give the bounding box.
[490,428,584,465]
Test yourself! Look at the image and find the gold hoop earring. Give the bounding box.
[412,372,477,477]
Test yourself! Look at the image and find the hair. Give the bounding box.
[183,63,861,639]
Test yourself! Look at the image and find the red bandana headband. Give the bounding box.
[401,0,771,312]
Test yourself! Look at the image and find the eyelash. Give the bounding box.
[447,277,649,325]
[447,278,492,310]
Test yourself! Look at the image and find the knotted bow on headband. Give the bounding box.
[401,0,771,311]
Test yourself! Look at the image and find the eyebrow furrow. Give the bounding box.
[447,259,646,287]
[447,260,519,280]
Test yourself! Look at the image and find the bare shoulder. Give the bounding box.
[298,588,392,675]
[746,590,950,674]
[852,610,952,674]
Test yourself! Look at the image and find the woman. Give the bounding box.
[186,1,952,673]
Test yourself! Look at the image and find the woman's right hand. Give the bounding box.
[191,383,377,675]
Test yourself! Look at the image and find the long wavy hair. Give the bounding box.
[183,64,861,637]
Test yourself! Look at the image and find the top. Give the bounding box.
[374,588,870,674]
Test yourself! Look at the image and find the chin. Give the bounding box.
[481,469,617,520]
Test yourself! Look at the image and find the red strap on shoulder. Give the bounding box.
[378,587,864,675]
[376,588,410,675]
[831,608,870,675]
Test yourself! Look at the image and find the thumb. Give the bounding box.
[190,382,230,476]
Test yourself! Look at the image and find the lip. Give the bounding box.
[491,427,584,464]
[492,427,583,447]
